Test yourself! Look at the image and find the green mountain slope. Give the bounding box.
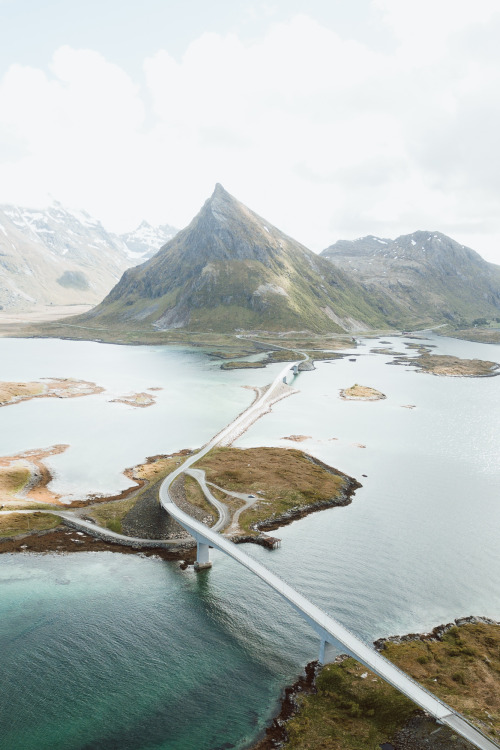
[321,231,500,327]
[81,185,404,333]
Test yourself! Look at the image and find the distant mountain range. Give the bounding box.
[0,203,177,310]
[81,184,404,333]
[321,231,500,326]
[3,192,499,334]
[119,221,178,260]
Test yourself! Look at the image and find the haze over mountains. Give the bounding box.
[321,232,500,326]
[0,203,177,310]
[82,184,403,333]
[2,188,499,334]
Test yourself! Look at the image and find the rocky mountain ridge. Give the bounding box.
[321,230,500,325]
[0,203,177,310]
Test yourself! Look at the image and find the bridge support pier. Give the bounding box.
[194,541,212,571]
[318,638,326,665]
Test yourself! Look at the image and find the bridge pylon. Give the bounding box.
[318,638,327,665]
[194,541,212,571]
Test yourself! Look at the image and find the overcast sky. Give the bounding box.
[1,0,500,262]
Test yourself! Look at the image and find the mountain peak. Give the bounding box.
[90,187,392,333]
[213,182,226,195]
[205,183,240,218]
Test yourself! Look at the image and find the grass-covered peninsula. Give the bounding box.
[255,618,500,750]
[197,447,361,535]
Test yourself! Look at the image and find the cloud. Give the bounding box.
[0,7,500,263]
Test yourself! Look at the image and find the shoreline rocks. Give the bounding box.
[252,616,500,749]
[373,615,500,651]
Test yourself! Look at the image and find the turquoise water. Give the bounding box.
[0,553,313,750]
[0,334,499,749]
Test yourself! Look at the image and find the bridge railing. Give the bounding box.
[164,493,462,721]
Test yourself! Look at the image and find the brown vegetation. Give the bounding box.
[0,512,61,537]
[182,475,217,522]
[198,447,357,534]
[340,384,386,400]
[265,621,500,750]
[0,445,69,505]
[0,377,104,407]
[392,352,499,377]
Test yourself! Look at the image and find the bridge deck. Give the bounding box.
[159,357,499,750]
[160,494,499,749]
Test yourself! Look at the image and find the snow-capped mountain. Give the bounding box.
[119,221,178,260]
[0,203,178,310]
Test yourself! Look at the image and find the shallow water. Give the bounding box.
[0,333,499,749]
[0,338,284,500]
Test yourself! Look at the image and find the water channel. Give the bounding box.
[0,333,499,749]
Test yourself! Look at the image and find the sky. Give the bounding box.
[1,0,500,262]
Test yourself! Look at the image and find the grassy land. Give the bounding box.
[442,326,500,345]
[221,360,267,370]
[183,475,216,522]
[283,622,500,749]
[87,455,180,533]
[6,319,362,358]
[393,351,499,377]
[381,623,500,734]
[0,512,61,537]
[6,322,266,354]
[197,447,353,534]
[3,502,62,511]
[239,334,356,350]
[87,495,141,533]
[285,657,416,749]
[0,465,32,496]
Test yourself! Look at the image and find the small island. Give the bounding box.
[391,351,499,377]
[110,391,157,407]
[340,384,386,401]
[0,378,104,407]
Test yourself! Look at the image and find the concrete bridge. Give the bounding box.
[160,483,498,749]
[159,358,499,750]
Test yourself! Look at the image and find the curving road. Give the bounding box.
[184,468,231,532]
[0,509,186,547]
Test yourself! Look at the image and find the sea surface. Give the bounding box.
[0,333,499,749]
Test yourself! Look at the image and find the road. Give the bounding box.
[158,356,499,750]
[184,468,231,532]
[185,467,260,536]
[0,509,185,547]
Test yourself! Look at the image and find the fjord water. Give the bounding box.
[0,338,283,500]
[1,335,499,749]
